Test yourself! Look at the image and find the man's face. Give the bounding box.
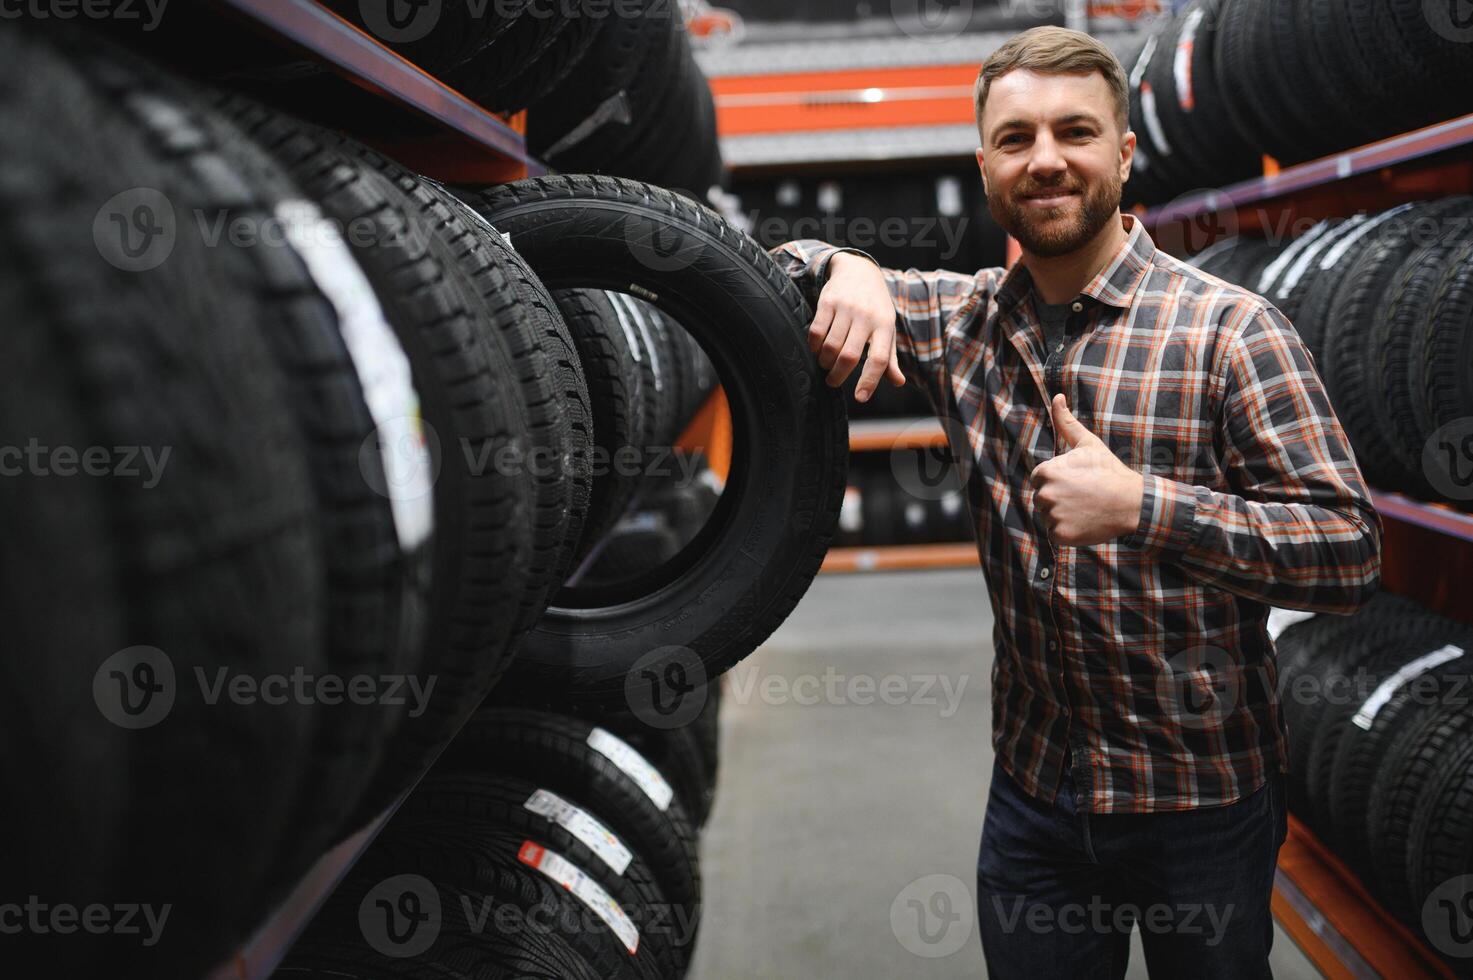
[975,69,1134,258]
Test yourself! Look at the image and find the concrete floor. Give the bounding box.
[687,567,1323,979]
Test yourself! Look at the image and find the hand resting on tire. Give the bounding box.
[808,251,907,403]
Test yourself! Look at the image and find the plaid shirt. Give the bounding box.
[771,213,1382,814]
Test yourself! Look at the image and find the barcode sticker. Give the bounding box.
[588,727,675,811]
[517,841,639,954]
[524,789,634,875]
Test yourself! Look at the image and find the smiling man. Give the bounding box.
[769,25,1382,979]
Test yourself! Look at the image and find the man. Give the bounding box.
[769,25,1382,980]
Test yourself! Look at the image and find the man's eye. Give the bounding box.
[1002,134,1025,145]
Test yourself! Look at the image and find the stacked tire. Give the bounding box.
[1276,594,1473,967]
[2,20,846,978]
[1120,0,1473,207]
[836,457,972,549]
[278,693,723,978]
[1182,196,1473,507]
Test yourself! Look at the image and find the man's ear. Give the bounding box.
[975,146,988,195]
[1118,128,1136,183]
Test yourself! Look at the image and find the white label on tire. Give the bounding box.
[1140,82,1172,158]
[524,789,634,875]
[277,200,433,550]
[1130,33,1156,88]
[1277,215,1366,294]
[1257,220,1329,294]
[1267,607,1317,642]
[1352,645,1465,731]
[1174,8,1203,111]
[1318,203,1417,271]
[517,841,639,954]
[587,727,674,812]
[605,291,644,364]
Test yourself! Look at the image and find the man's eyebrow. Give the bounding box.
[989,112,1106,142]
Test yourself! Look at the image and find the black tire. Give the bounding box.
[1304,616,1471,841]
[167,77,436,903]
[277,935,574,980]
[293,868,605,980]
[553,288,646,563]
[359,816,666,980]
[0,25,322,977]
[1417,238,1473,470]
[1368,708,1473,919]
[526,0,683,168]
[449,1,609,114]
[397,772,684,975]
[319,0,526,74]
[1144,0,1257,189]
[1374,221,1473,493]
[431,189,592,621]
[452,176,848,711]
[1408,732,1473,930]
[211,97,536,825]
[1329,652,1473,875]
[437,707,703,971]
[1321,199,1472,489]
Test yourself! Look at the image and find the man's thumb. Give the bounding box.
[1050,393,1094,448]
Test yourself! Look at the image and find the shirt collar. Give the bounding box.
[993,211,1156,316]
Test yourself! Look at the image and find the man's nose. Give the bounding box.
[1026,133,1067,177]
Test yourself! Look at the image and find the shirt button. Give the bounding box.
[1071,301,1084,313]
[1055,342,1065,353]
[1040,566,1051,579]
[1048,639,1059,651]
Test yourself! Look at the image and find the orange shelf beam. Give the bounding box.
[821,542,979,573]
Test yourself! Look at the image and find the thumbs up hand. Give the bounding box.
[1029,393,1145,547]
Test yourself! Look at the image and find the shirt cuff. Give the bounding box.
[817,246,882,284]
[1120,473,1201,560]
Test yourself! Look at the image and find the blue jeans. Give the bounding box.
[975,756,1287,979]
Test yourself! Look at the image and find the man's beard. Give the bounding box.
[988,170,1121,259]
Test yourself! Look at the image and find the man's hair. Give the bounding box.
[974,26,1130,139]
